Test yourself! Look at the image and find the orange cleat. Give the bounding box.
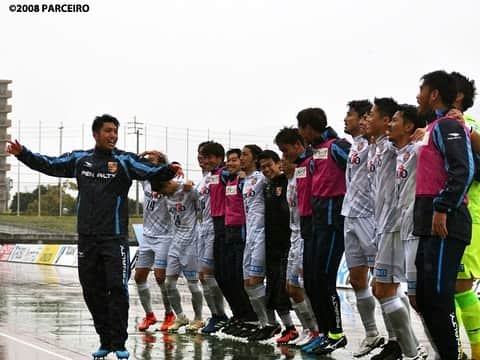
[138,312,157,331]
[159,311,176,332]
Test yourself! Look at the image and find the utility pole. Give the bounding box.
[16,119,20,216]
[128,116,143,216]
[38,121,41,216]
[58,122,63,217]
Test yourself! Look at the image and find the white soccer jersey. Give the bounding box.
[242,171,265,229]
[196,172,212,224]
[142,181,172,238]
[396,142,420,241]
[342,136,374,218]
[373,136,399,234]
[164,181,199,248]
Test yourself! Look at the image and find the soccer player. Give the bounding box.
[151,178,204,333]
[274,127,320,348]
[386,104,428,359]
[196,142,228,333]
[200,142,229,332]
[414,70,474,359]
[6,114,179,360]
[240,144,276,340]
[221,148,259,336]
[342,100,386,357]
[134,151,175,332]
[257,149,297,343]
[451,71,480,360]
[297,108,350,355]
[280,150,318,347]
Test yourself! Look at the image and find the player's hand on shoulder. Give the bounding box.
[183,180,194,192]
[447,108,464,123]
[410,127,426,142]
[237,171,246,179]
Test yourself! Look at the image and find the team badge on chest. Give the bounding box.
[107,161,118,173]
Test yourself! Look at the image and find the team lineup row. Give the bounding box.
[7,70,480,360]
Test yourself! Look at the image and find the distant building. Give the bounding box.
[0,80,12,212]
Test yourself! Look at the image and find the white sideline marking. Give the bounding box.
[0,331,74,360]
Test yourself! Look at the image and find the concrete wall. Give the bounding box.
[0,80,12,212]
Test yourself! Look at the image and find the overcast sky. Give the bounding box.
[2,0,480,196]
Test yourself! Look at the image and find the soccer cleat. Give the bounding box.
[371,340,402,360]
[248,323,282,341]
[167,314,190,333]
[138,312,157,331]
[92,348,110,359]
[353,335,385,357]
[221,317,240,334]
[202,314,229,334]
[311,335,347,355]
[114,349,129,359]
[300,334,327,352]
[289,329,312,346]
[235,322,259,338]
[186,319,205,332]
[159,311,176,332]
[276,326,299,344]
[413,344,428,359]
[295,329,317,347]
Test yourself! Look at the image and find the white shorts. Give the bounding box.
[374,231,406,283]
[344,216,376,269]
[404,237,419,295]
[136,234,172,269]
[166,242,199,280]
[287,232,303,287]
[197,220,215,269]
[243,225,266,279]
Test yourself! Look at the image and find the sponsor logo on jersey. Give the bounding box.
[84,161,93,168]
[226,185,237,195]
[107,161,118,173]
[208,174,220,185]
[403,151,410,162]
[447,132,462,141]
[350,152,361,165]
[295,166,307,179]
[397,164,408,179]
[357,142,365,151]
[313,148,328,160]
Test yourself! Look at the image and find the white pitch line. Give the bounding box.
[0,331,75,360]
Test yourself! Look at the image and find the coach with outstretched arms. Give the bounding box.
[6,114,180,360]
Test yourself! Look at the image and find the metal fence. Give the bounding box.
[6,119,279,216]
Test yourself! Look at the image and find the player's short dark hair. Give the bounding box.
[373,97,399,120]
[258,150,280,163]
[296,108,328,132]
[421,70,457,108]
[226,148,241,158]
[149,178,169,193]
[397,104,425,131]
[198,141,213,152]
[274,127,305,146]
[347,99,372,117]
[200,141,225,159]
[451,71,476,111]
[92,114,119,132]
